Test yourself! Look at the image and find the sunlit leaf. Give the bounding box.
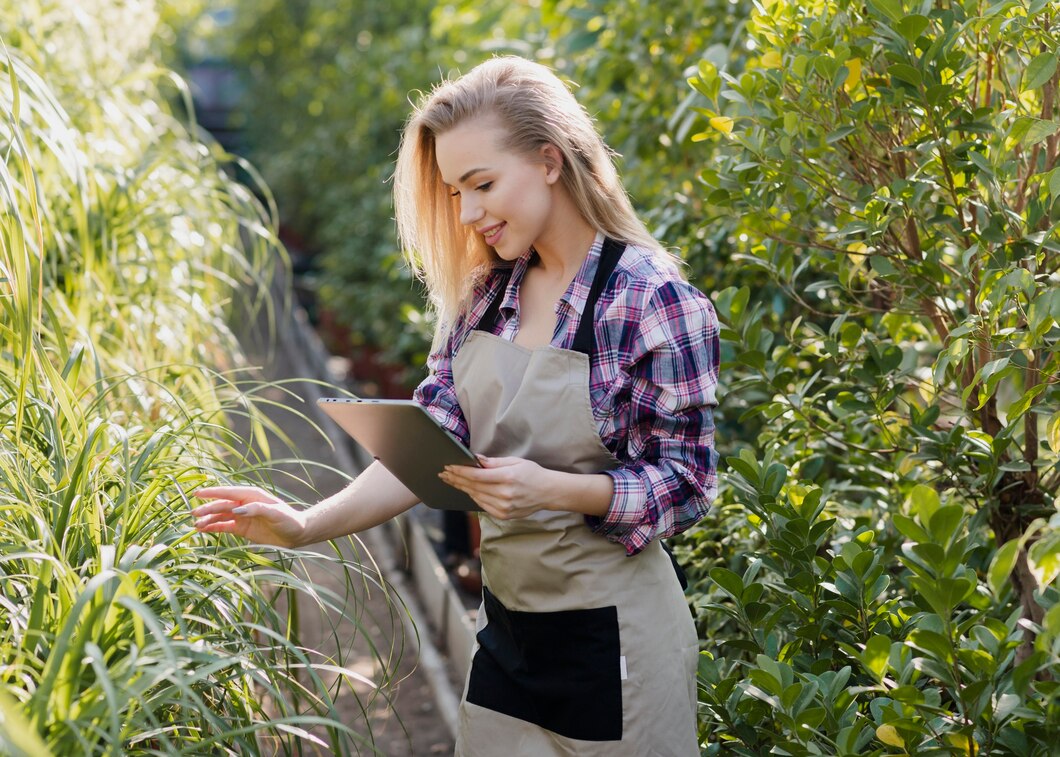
[876,723,904,748]
[843,58,862,91]
[710,116,734,135]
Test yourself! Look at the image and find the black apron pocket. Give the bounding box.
[466,586,623,741]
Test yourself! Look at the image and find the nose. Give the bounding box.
[458,194,484,227]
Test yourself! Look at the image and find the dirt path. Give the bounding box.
[240,329,458,755]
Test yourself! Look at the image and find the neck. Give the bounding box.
[530,194,598,282]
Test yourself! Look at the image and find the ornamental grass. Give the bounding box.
[0,2,389,753]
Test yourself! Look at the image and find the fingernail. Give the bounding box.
[232,506,248,515]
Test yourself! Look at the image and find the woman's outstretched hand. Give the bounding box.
[191,486,307,548]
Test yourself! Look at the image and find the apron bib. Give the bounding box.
[451,238,698,756]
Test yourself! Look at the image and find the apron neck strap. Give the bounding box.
[473,237,627,356]
[570,236,625,356]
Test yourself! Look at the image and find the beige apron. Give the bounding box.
[450,238,699,756]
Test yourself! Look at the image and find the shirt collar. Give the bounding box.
[557,231,605,317]
[497,248,534,316]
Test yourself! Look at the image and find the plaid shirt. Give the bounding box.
[414,234,720,556]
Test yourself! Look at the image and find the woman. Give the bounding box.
[193,56,719,756]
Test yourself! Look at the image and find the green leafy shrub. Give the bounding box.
[681,0,1060,752]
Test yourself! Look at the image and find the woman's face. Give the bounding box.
[435,115,559,261]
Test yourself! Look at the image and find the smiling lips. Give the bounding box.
[479,222,506,246]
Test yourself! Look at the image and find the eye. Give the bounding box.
[450,189,460,197]
[476,181,493,192]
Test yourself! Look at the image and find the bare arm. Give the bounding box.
[300,460,420,544]
[192,460,420,548]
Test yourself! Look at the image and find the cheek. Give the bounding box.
[507,177,547,211]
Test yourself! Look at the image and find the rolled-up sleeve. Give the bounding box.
[413,328,471,447]
[589,281,720,555]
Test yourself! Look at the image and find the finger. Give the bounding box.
[194,501,280,530]
[194,486,282,504]
[442,466,511,485]
[439,473,478,497]
[194,512,233,529]
[194,500,272,522]
[476,456,523,468]
[226,501,272,518]
[190,498,238,517]
[446,462,486,475]
[190,498,275,517]
[196,517,242,534]
[440,474,501,502]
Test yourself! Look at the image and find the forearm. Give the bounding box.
[543,470,614,518]
[298,460,420,546]
[587,455,716,555]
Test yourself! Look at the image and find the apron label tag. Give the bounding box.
[620,656,628,680]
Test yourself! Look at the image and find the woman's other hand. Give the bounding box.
[441,456,615,520]
[191,486,307,548]
[440,456,555,520]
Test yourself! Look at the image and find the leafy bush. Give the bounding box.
[679,0,1060,752]
[0,2,387,753]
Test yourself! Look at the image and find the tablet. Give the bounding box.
[317,398,482,511]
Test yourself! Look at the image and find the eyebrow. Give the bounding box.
[442,167,491,189]
[458,167,489,184]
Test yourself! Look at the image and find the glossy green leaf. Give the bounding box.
[869,0,904,22]
[928,505,965,544]
[1050,168,1060,198]
[907,628,954,661]
[1022,117,1060,145]
[1024,52,1058,91]
[896,14,929,42]
[1028,532,1060,586]
[862,634,891,680]
[888,63,922,86]
[909,484,941,522]
[893,513,930,543]
[1008,383,1048,421]
[710,567,746,600]
[1043,603,1060,637]
[1048,411,1060,453]
[987,539,1020,596]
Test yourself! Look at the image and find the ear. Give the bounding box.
[539,143,564,185]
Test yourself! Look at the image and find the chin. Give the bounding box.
[493,242,528,262]
[494,249,524,262]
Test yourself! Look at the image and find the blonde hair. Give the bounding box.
[393,56,672,343]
